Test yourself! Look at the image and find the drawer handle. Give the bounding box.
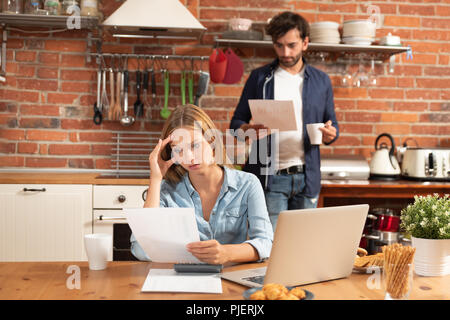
[142,189,148,201]
[118,195,126,203]
[23,188,46,192]
[97,215,126,221]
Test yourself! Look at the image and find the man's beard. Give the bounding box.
[279,52,302,68]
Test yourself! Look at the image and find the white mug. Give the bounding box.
[307,123,325,145]
[84,233,112,271]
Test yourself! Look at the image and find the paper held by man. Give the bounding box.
[248,99,299,131]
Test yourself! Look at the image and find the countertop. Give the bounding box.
[0,171,449,187]
[0,261,448,300]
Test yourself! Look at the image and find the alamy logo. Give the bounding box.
[66,5,81,30]
[66,265,81,289]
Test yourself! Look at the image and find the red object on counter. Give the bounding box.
[222,48,244,84]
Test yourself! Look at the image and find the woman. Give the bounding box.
[131,104,273,264]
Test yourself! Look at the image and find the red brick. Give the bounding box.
[0,156,24,167]
[0,129,25,140]
[411,125,440,135]
[397,77,415,88]
[393,102,428,112]
[356,100,390,111]
[380,112,418,123]
[68,159,94,169]
[15,51,37,62]
[47,93,79,104]
[423,67,450,77]
[394,65,422,76]
[45,40,87,52]
[61,119,100,130]
[422,18,450,29]
[413,30,450,41]
[318,3,357,12]
[18,142,38,154]
[405,89,440,100]
[416,78,449,89]
[60,69,96,81]
[79,132,113,142]
[369,89,404,99]
[17,79,58,91]
[17,65,36,77]
[0,114,17,127]
[339,123,373,134]
[334,99,356,110]
[402,53,437,65]
[61,82,92,93]
[39,52,60,65]
[91,144,112,156]
[25,157,66,168]
[333,88,368,99]
[95,158,112,169]
[26,130,67,141]
[436,5,450,16]
[375,124,410,135]
[48,144,90,155]
[39,144,48,155]
[384,16,420,28]
[20,105,60,116]
[0,142,16,153]
[345,112,381,122]
[398,5,435,16]
[332,136,362,147]
[19,118,60,129]
[60,54,88,68]
[3,90,39,103]
[37,68,59,79]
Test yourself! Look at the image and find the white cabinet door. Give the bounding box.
[0,184,92,262]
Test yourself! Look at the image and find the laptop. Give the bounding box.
[221,204,369,287]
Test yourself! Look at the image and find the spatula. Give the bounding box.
[160,69,171,119]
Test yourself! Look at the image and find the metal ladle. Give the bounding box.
[120,58,135,126]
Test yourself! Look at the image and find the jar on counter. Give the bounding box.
[2,0,23,14]
[80,0,98,16]
[44,0,60,15]
[24,0,41,14]
[61,0,79,15]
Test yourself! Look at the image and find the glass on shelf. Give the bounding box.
[61,0,79,15]
[80,0,98,16]
[2,0,23,14]
[368,59,378,86]
[44,0,60,15]
[24,0,41,14]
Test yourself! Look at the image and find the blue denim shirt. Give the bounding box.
[130,166,274,262]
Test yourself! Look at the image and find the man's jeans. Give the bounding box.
[264,173,318,232]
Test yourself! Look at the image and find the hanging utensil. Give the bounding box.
[111,55,122,120]
[120,60,135,126]
[180,69,186,105]
[93,67,102,125]
[134,56,144,118]
[143,57,151,120]
[160,68,171,120]
[194,58,210,106]
[188,58,195,104]
[151,57,159,112]
[101,68,110,117]
[108,65,115,120]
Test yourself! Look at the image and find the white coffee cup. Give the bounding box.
[307,123,325,145]
[84,233,112,271]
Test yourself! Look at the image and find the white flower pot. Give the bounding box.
[411,237,450,277]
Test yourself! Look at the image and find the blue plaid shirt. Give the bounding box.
[131,166,273,262]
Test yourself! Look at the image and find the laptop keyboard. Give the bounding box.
[242,275,265,285]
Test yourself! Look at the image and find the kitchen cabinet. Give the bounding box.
[318,180,450,213]
[0,184,92,262]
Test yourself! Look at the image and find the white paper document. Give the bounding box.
[125,208,201,263]
[141,269,223,294]
[249,99,299,131]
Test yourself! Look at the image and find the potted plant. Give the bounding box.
[400,194,450,276]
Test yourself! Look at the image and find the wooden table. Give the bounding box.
[0,261,448,300]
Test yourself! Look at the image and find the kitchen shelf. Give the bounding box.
[0,13,99,29]
[0,13,101,75]
[214,38,410,68]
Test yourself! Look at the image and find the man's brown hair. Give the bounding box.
[266,11,310,41]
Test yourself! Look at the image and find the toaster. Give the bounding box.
[401,148,450,181]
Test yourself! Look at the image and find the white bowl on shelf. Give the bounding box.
[229,18,253,31]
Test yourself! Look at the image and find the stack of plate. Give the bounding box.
[342,20,376,45]
[309,21,340,44]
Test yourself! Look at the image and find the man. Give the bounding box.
[229,11,339,231]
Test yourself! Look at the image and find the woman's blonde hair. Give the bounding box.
[160,104,232,184]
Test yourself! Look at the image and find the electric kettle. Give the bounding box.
[369,133,401,180]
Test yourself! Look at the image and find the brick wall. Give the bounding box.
[0,0,449,169]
